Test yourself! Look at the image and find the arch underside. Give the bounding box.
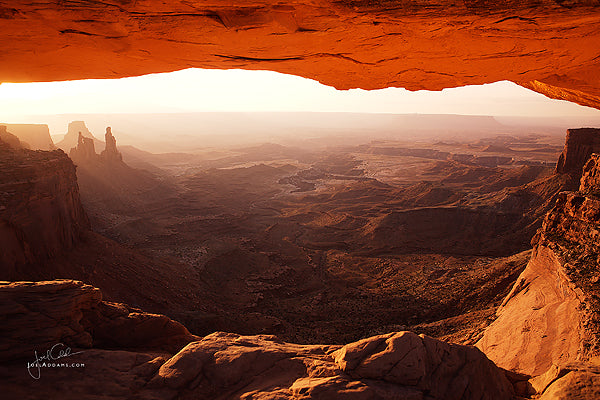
[0,1,599,109]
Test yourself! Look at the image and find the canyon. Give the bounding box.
[2,119,600,398]
[2,1,600,397]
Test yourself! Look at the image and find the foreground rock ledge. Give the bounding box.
[0,1,599,109]
[1,279,513,399]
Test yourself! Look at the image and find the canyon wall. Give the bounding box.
[479,132,600,378]
[556,128,600,177]
[1,124,55,150]
[0,1,599,109]
[0,141,89,276]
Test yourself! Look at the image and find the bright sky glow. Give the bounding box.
[0,68,598,123]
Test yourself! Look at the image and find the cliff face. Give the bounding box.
[0,143,89,275]
[478,150,600,377]
[0,126,25,149]
[2,124,55,150]
[0,2,599,109]
[556,128,600,177]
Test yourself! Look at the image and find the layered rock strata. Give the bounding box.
[0,280,198,363]
[1,280,514,400]
[0,143,89,274]
[556,128,600,178]
[0,2,599,109]
[479,150,600,383]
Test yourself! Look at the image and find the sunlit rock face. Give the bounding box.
[478,145,600,377]
[0,1,599,108]
[556,128,600,177]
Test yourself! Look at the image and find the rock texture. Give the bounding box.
[1,124,55,150]
[144,331,513,400]
[0,143,89,274]
[0,280,198,362]
[556,128,600,178]
[478,148,600,377]
[0,2,599,109]
[476,244,588,376]
[581,154,600,195]
[1,280,515,399]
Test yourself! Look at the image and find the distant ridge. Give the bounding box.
[1,124,55,150]
[38,112,510,153]
[56,120,104,152]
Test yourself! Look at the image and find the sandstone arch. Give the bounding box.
[0,1,599,108]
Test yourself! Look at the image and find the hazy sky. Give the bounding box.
[0,68,598,125]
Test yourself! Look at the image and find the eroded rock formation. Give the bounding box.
[1,124,55,150]
[0,143,89,274]
[478,146,600,393]
[100,127,123,162]
[0,280,199,363]
[146,330,513,400]
[56,121,102,152]
[1,280,514,400]
[69,125,123,164]
[556,128,600,178]
[69,132,96,163]
[0,125,24,149]
[0,1,599,109]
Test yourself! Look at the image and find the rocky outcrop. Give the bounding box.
[2,124,55,150]
[0,2,599,109]
[69,132,96,163]
[556,128,600,178]
[1,279,515,399]
[100,127,123,162]
[56,121,102,152]
[144,330,514,400]
[0,280,198,362]
[69,125,124,165]
[0,143,89,275]
[476,244,588,376]
[478,148,600,378]
[0,125,25,149]
[580,154,600,195]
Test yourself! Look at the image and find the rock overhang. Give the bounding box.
[0,1,599,109]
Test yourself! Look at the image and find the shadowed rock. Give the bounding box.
[0,145,89,273]
[0,280,199,362]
